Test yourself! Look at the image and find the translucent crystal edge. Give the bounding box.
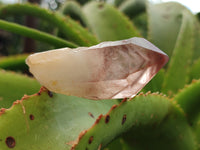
[89,37,168,56]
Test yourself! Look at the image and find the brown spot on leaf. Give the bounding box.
[48,91,53,97]
[5,136,16,148]
[122,114,127,125]
[88,112,94,118]
[162,14,170,19]
[105,115,110,124]
[29,114,34,120]
[88,136,93,144]
[37,91,41,96]
[98,3,104,9]
[0,108,6,115]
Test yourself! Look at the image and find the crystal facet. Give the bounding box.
[26,37,169,100]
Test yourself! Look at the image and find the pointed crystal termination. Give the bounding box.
[26,37,169,100]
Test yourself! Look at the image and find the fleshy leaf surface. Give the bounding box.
[0,87,118,150]
[72,93,195,150]
[0,88,195,150]
[0,70,40,108]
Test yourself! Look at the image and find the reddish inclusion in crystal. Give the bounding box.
[83,43,168,99]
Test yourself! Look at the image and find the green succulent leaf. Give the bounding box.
[162,8,195,95]
[142,69,165,93]
[114,0,126,7]
[0,54,28,72]
[0,19,77,48]
[189,58,200,81]
[72,93,195,150]
[0,87,118,150]
[148,2,196,96]
[82,1,141,42]
[0,70,40,108]
[197,12,200,21]
[60,1,88,27]
[192,114,200,149]
[75,0,92,5]
[193,20,200,61]
[0,85,195,150]
[0,3,98,46]
[119,0,146,18]
[103,137,131,150]
[173,79,200,124]
[122,102,195,150]
[148,2,187,58]
[132,12,148,38]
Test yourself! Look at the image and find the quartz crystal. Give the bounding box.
[26,37,169,100]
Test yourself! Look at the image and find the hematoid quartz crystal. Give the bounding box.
[26,37,169,100]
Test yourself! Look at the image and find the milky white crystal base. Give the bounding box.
[26,37,169,100]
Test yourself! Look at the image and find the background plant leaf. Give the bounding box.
[0,19,77,48]
[192,20,200,61]
[173,79,200,124]
[142,69,165,93]
[189,58,200,81]
[0,54,28,72]
[82,1,141,42]
[59,1,88,27]
[119,0,146,18]
[0,3,98,46]
[148,2,188,58]
[148,2,195,96]
[162,8,195,95]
